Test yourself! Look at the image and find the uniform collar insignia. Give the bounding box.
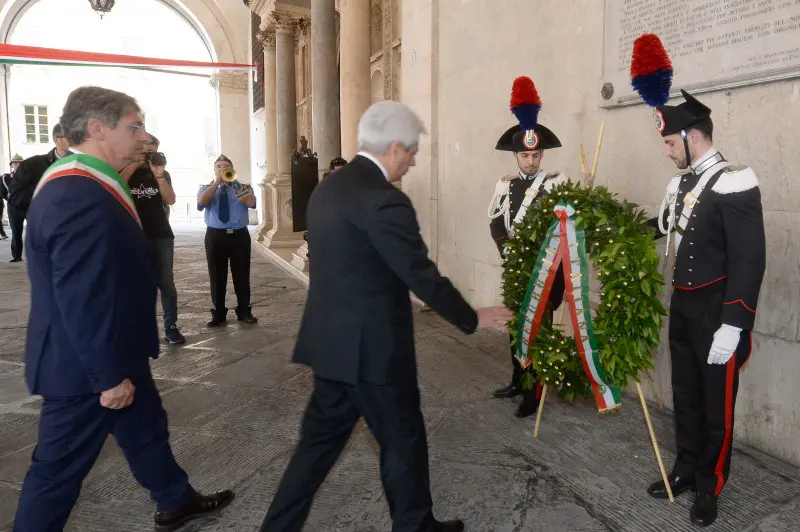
[691,149,724,176]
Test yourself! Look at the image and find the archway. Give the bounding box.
[0,0,252,221]
[371,69,384,103]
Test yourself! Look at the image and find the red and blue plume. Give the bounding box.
[510,76,541,131]
[630,33,673,107]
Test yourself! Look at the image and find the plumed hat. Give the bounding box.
[630,33,711,137]
[495,76,561,152]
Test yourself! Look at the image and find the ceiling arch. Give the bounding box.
[0,0,247,64]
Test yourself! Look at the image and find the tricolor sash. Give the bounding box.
[516,202,621,412]
[33,154,142,228]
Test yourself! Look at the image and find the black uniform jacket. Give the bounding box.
[293,155,478,386]
[650,163,766,330]
[490,171,563,255]
[8,148,59,210]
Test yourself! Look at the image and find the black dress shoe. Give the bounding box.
[431,519,465,532]
[235,306,258,324]
[207,316,227,327]
[207,308,228,327]
[690,493,718,527]
[493,382,521,399]
[515,396,540,418]
[237,313,258,324]
[647,474,696,499]
[9,257,22,263]
[154,490,234,531]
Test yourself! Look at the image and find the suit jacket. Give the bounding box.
[293,155,478,385]
[24,174,159,397]
[8,148,59,210]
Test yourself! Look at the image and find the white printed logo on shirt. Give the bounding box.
[131,183,160,199]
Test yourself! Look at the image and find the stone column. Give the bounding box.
[292,0,341,271]
[211,71,254,223]
[263,12,305,249]
[212,72,252,185]
[339,0,371,159]
[256,29,277,241]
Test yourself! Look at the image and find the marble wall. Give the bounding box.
[402,0,800,465]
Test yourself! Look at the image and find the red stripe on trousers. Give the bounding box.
[714,357,736,496]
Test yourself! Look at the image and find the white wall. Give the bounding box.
[402,0,800,466]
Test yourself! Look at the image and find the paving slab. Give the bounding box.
[0,223,798,531]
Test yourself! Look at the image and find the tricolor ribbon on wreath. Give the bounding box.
[516,201,621,412]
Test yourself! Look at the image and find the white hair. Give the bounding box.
[357,100,427,155]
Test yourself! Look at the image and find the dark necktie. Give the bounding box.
[218,186,230,223]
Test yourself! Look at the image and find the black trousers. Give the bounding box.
[204,227,251,315]
[260,377,435,532]
[669,283,751,497]
[0,199,7,237]
[8,204,26,259]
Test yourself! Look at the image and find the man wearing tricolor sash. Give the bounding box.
[14,86,232,531]
[488,76,568,418]
[631,34,766,527]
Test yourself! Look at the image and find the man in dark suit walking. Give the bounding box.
[14,86,232,532]
[259,101,512,532]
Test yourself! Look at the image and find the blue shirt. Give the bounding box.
[197,183,255,229]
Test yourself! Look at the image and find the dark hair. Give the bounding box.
[148,134,160,148]
[329,157,346,170]
[689,117,713,141]
[59,86,141,146]
[51,123,64,140]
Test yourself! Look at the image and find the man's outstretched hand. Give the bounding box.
[477,306,514,330]
[100,378,135,410]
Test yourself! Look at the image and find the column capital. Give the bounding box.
[294,17,310,46]
[270,10,298,34]
[256,29,276,50]
[210,71,249,92]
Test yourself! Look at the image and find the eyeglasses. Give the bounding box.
[119,122,146,132]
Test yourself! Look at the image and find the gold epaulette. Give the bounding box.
[500,174,517,183]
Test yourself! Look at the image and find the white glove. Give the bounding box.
[707,324,742,365]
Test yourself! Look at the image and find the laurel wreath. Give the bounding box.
[501,181,667,401]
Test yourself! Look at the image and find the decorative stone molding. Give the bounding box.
[271,10,298,34]
[210,71,249,92]
[382,0,393,100]
[251,0,275,20]
[257,29,276,50]
[371,0,382,34]
[294,17,310,47]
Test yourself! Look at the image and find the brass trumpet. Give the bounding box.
[221,168,237,183]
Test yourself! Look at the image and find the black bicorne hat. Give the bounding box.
[495,76,562,153]
[495,123,562,152]
[654,89,712,137]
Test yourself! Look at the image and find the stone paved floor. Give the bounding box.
[1,223,799,531]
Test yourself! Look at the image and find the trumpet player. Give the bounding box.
[197,154,258,327]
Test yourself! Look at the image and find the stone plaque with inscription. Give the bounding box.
[602,0,800,107]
